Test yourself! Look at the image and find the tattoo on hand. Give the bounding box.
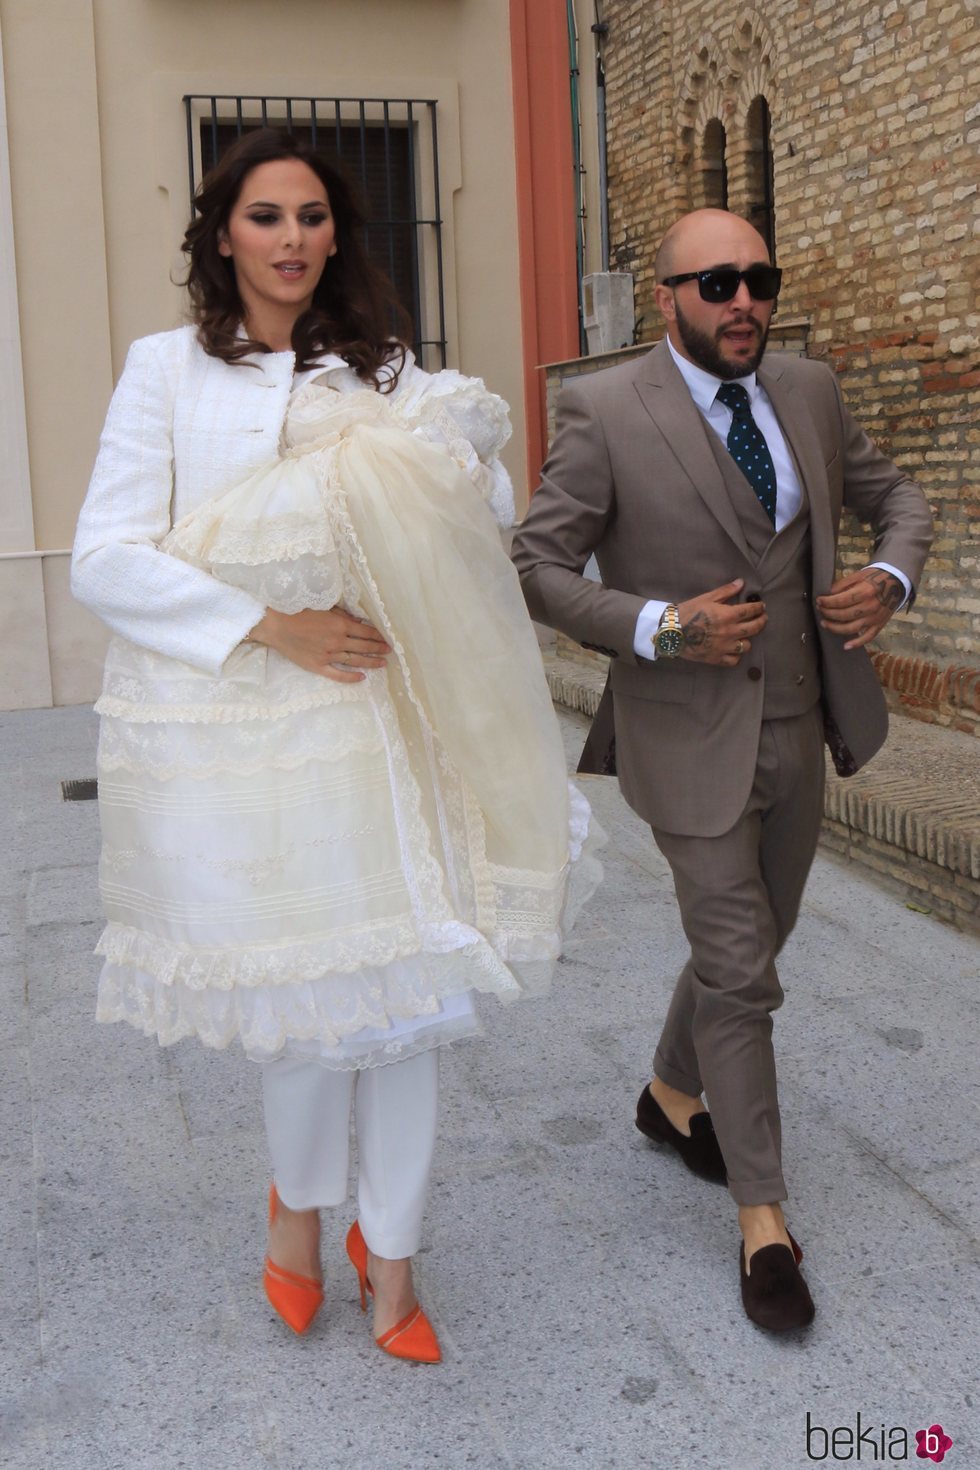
[870,572,904,612]
[684,611,710,651]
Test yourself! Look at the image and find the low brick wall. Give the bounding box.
[872,650,980,736]
[820,809,979,933]
[543,652,980,936]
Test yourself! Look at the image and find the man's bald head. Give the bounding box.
[653,209,776,378]
[655,209,770,283]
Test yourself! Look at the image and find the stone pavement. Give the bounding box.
[2,703,978,1470]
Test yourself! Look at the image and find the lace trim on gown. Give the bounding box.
[92,384,604,1066]
[95,787,602,1067]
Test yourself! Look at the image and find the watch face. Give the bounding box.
[656,628,684,657]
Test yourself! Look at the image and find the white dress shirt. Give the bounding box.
[633,336,909,658]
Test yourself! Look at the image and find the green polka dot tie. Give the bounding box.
[716,382,777,526]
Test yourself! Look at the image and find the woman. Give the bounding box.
[72,129,600,1363]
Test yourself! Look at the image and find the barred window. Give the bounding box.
[183,94,447,368]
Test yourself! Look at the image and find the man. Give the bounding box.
[511,209,933,1331]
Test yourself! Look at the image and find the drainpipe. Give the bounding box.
[592,1,610,272]
[566,0,587,355]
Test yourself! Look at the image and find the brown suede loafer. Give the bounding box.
[740,1233,816,1332]
[634,1085,728,1185]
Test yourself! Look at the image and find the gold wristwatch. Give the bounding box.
[652,604,685,659]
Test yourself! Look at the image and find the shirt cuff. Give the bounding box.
[868,562,912,609]
[634,599,670,661]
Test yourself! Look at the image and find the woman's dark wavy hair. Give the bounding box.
[182,128,410,388]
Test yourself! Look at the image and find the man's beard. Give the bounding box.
[675,302,770,379]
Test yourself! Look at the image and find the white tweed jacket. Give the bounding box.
[72,326,514,675]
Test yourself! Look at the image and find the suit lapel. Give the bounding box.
[757,358,836,590]
[633,343,752,562]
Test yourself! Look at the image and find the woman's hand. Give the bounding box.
[247,607,391,681]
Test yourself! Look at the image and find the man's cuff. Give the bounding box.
[868,562,912,609]
[634,599,670,660]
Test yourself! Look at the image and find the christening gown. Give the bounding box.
[93,377,603,1068]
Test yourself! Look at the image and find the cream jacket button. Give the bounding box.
[800,632,808,643]
[795,674,805,685]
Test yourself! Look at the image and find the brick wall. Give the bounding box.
[597,0,979,721]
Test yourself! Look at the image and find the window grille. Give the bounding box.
[182,94,447,369]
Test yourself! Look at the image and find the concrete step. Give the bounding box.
[544,653,980,936]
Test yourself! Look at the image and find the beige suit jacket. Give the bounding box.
[511,341,933,837]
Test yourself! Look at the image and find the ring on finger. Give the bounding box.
[734,639,744,656]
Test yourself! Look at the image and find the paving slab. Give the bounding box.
[1,703,977,1470]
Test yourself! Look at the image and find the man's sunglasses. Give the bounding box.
[660,265,782,303]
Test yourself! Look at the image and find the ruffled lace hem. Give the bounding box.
[96,946,496,1064]
[95,782,604,991]
[95,915,515,991]
[95,792,605,1066]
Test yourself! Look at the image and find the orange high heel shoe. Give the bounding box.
[264,1184,324,1335]
[345,1219,441,1364]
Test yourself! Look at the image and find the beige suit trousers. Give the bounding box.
[651,706,825,1205]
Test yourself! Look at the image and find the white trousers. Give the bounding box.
[261,1048,439,1259]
